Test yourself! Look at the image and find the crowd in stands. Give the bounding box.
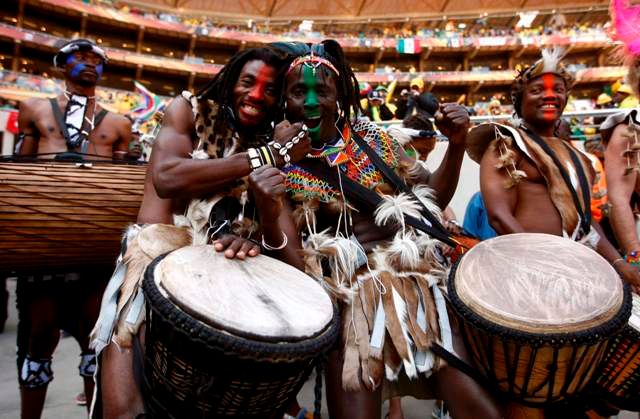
[83,0,608,48]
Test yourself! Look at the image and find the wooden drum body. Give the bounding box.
[0,161,145,272]
[593,294,640,411]
[448,233,630,406]
[142,246,339,418]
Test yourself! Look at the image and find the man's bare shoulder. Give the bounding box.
[19,97,51,114]
[162,95,194,130]
[101,110,131,127]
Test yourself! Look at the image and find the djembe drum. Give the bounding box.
[142,245,339,418]
[448,233,630,407]
[0,160,145,272]
[592,293,640,411]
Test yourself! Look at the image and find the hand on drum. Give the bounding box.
[616,261,640,294]
[271,120,311,166]
[213,234,260,260]
[249,165,287,219]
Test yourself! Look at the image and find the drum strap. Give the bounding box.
[349,129,452,241]
[49,98,108,153]
[300,158,456,247]
[520,125,592,236]
[430,342,493,389]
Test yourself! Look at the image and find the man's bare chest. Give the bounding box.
[35,114,118,147]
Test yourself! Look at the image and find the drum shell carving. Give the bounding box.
[0,161,145,272]
[142,252,340,418]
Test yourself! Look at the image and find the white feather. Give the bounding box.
[411,186,443,223]
[541,47,566,74]
[375,193,423,229]
[387,232,421,270]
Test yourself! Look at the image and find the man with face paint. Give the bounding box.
[11,39,132,419]
[92,46,311,418]
[275,40,502,419]
[17,39,131,160]
[469,48,640,290]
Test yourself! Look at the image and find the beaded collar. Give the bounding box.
[284,120,398,202]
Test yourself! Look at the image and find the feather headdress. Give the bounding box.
[511,47,574,115]
[610,0,640,96]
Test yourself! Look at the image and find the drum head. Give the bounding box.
[453,233,624,334]
[153,245,334,341]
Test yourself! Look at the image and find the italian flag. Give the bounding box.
[397,38,421,54]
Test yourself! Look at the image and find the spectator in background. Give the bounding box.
[614,83,639,109]
[488,98,502,116]
[463,192,497,240]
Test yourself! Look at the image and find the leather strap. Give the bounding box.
[520,126,591,236]
[300,159,457,247]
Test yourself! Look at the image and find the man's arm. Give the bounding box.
[479,143,525,235]
[151,98,309,200]
[604,123,640,254]
[16,99,39,155]
[112,115,132,160]
[150,97,254,200]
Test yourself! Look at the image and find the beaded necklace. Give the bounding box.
[284,119,398,202]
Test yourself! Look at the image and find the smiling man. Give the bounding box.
[469,49,640,288]
[91,46,311,418]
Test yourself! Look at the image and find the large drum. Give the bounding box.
[0,161,145,271]
[592,293,640,411]
[448,233,630,406]
[142,245,339,418]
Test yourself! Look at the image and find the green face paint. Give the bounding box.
[302,66,321,143]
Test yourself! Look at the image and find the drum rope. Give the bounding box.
[313,358,324,419]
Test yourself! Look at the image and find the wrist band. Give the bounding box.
[269,125,307,167]
[612,258,625,267]
[262,231,288,251]
[247,147,262,170]
[625,251,640,267]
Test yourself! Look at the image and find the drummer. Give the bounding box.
[92,46,311,418]
[471,49,640,289]
[13,39,132,419]
[274,40,502,419]
[600,14,640,283]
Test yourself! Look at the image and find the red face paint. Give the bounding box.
[233,60,277,127]
[248,65,271,102]
[541,73,558,122]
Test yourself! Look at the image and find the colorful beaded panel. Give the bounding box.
[284,119,399,202]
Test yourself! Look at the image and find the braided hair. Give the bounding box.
[272,40,362,124]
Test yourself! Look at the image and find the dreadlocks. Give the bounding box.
[196,47,287,117]
[272,40,362,123]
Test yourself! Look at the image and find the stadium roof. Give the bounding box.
[123,0,610,22]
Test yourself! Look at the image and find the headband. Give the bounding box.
[54,40,108,68]
[287,53,340,77]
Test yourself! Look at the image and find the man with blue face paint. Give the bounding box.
[14,39,133,419]
[16,39,131,160]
